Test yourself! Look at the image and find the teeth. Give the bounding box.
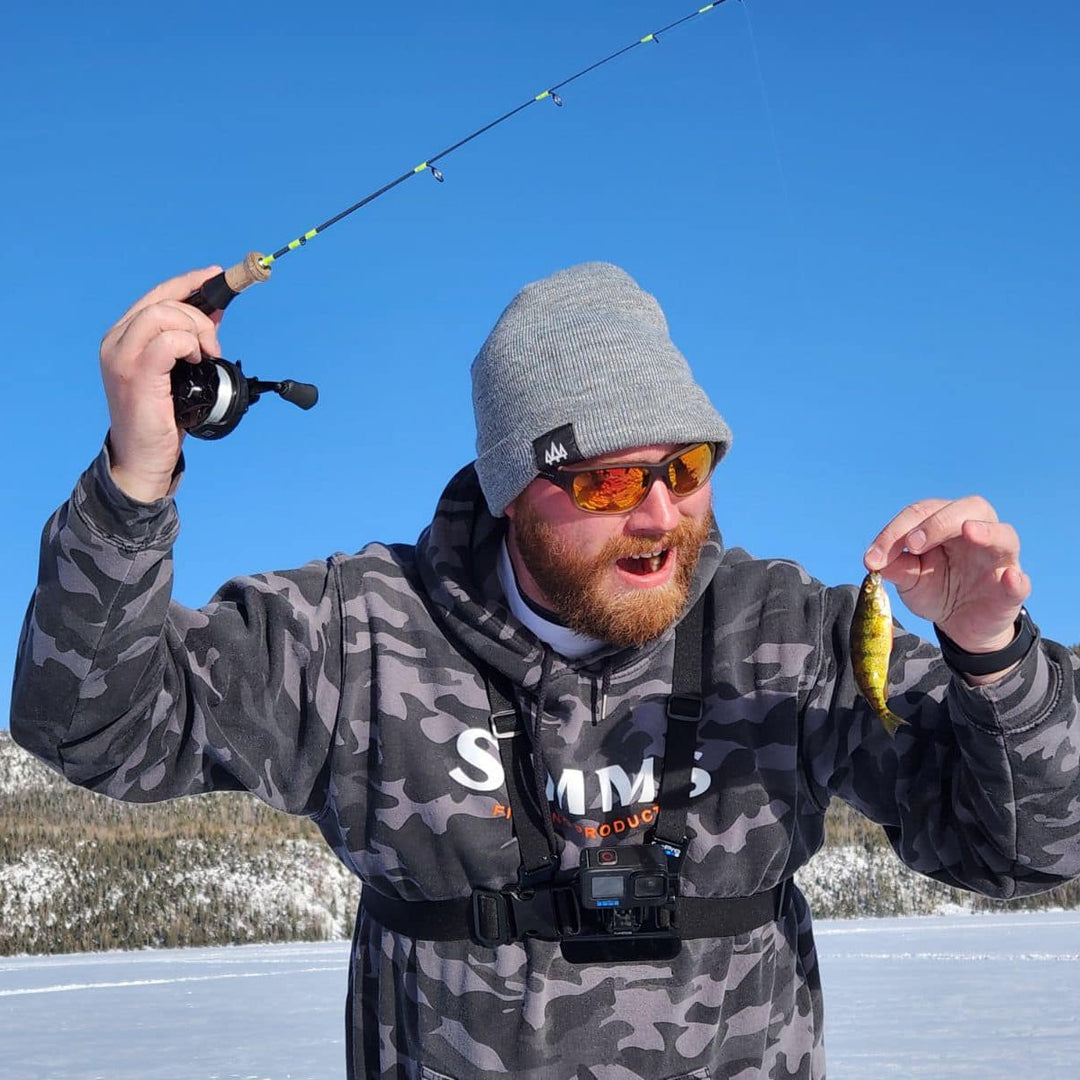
[625,549,666,574]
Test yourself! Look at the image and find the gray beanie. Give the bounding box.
[471,261,732,517]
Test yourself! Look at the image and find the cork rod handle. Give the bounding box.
[223,252,272,293]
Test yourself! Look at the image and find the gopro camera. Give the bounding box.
[579,845,671,911]
[560,845,680,964]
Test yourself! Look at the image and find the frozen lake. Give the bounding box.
[815,911,1080,1078]
[1,910,1077,1078]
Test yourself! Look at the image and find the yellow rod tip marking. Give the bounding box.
[304,229,318,240]
[413,162,428,173]
[535,90,550,101]
[699,4,714,12]
[641,33,655,43]
[287,239,301,250]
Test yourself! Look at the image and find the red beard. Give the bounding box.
[509,506,714,648]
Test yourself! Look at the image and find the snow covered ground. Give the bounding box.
[816,911,1080,1078]
[1,910,1077,1079]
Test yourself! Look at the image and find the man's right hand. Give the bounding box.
[100,267,224,503]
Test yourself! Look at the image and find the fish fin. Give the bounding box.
[880,710,908,737]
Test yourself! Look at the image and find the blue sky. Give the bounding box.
[3,0,1078,720]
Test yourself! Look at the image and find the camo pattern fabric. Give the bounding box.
[12,450,1080,1080]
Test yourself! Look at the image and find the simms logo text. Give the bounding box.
[448,728,710,814]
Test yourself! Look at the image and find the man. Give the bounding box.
[11,261,1080,1079]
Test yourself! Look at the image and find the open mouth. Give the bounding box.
[616,548,671,576]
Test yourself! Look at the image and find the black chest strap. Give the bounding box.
[360,881,787,945]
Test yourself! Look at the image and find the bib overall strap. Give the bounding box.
[647,592,706,867]
[485,677,559,884]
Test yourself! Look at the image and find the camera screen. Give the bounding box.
[590,875,624,900]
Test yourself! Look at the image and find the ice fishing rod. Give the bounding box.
[174,0,731,437]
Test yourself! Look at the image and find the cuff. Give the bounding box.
[71,444,183,552]
[945,622,1053,735]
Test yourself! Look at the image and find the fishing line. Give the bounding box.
[738,0,816,353]
[186,1,734,315]
[739,0,791,217]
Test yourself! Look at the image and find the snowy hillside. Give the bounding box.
[1,731,1075,956]
[0,731,64,797]
[0,733,359,955]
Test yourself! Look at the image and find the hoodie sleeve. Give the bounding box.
[802,582,1080,898]
[9,449,344,816]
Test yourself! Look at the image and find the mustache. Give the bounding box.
[598,511,715,562]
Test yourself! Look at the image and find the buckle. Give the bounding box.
[470,884,576,947]
[471,888,512,946]
[489,708,521,741]
[666,693,702,722]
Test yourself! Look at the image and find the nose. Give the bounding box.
[627,476,680,534]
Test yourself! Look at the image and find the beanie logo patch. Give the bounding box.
[545,441,568,466]
[534,424,583,471]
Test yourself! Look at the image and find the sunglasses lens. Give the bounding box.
[668,443,714,495]
[571,466,648,513]
[562,444,715,513]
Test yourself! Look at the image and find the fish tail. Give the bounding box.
[879,709,908,737]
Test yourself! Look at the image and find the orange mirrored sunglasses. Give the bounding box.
[538,442,718,515]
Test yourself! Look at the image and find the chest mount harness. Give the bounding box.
[361,594,790,962]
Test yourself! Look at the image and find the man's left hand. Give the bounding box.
[864,495,1031,654]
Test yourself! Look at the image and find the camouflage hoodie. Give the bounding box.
[11,451,1080,1080]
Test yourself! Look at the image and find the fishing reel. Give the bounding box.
[171,354,318,440]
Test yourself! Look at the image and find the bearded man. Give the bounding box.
[12,261,1080,1080]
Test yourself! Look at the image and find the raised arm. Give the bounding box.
[10,271,344,815]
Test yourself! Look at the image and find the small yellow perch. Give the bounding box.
[850,571,907,736]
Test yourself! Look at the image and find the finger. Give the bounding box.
[962,520,1030,606]
[103,267,225,353]
[906,496,1001,556]
[864,498,950,570]
[107,293,222,354]
[959,518,1021,564]
[105,331,209,439]
[874,549,923,594]
[116,266,223,325]
[128,329,207,377]
[108,307,213,378]
[155,299,222,357]
[1001,565,1032,606]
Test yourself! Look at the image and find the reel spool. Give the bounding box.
[171,355,318,440]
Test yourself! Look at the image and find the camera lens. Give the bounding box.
[632,874,666,899]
